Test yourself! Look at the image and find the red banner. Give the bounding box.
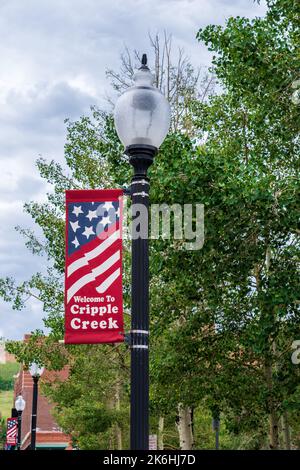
[65,190,124,344]
[6,418,17,445]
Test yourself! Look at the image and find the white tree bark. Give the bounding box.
[158,416,164,450]
[281,411,291,450]
[115,380,122,450]
[176,404,194,450]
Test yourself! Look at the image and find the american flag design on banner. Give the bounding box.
[6,418,18,446]
[65,189,125,344]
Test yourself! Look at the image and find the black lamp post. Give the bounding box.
[29,362,44,450]
[15,395,26,450]
[114,54,170,450]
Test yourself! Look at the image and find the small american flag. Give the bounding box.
[6,418,18,445]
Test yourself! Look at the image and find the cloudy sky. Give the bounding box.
[0,0,267,340]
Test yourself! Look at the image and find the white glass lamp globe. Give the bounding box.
[15,395,26,412]
[114,54,171,149]
[29,362,44,378]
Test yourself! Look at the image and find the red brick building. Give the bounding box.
[13,341,71,450]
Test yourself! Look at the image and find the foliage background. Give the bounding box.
[0,0,299,450]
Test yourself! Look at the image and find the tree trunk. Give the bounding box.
[158,416,164,450]
[265,364,279,449]
[281,410,291,450]
[115,425,122,450]
[115,380,122,450]
[176,404,194,450]
[269,409,279,449]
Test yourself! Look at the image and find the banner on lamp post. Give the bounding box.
[6,418,18,446]
[64,189,124,344]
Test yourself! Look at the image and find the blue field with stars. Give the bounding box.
[67,201,120,256]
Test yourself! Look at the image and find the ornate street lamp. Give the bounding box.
[15,395,26,451]
[114,53,171,450]
[29,362,44,450]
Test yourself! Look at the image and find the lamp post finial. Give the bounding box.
[141,53,147,67]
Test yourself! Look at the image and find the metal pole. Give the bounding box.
[127,144,156,450]
[30,376,39,450]
[17,411,22,450]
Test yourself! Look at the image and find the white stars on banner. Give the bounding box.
[103,201,114,211]
[70,220,80,232]
[99,215,111,229]
[72,205,84,217]
[82,225,95,239]
[68,200,120,255]
[86,209,98,221]
[72,237,80,248]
